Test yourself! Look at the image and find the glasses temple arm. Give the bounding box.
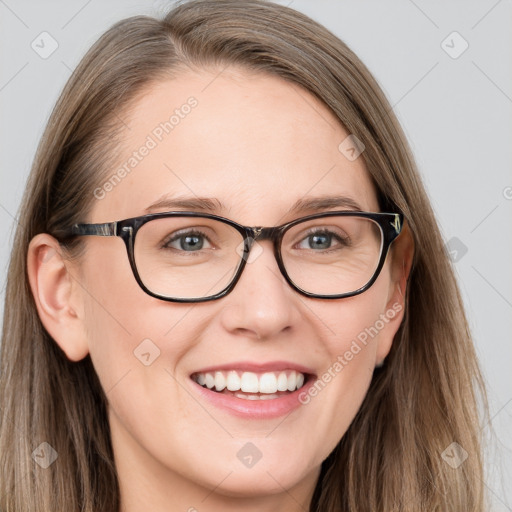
[67,222,117,237]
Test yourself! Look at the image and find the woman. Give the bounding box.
[0,0,488,510]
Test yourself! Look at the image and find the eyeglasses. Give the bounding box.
[59,210,403,303]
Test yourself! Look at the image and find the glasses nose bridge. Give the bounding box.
[246,225,281,251]
[238,225,286,287]
[250,225,278,240]
[241,225,283,266]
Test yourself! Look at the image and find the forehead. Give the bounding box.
[91,67,378,224]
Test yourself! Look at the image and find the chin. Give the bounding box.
[204,470,301,498]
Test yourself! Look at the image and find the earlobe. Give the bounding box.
[27,233,89,362]
[374,299,405,367]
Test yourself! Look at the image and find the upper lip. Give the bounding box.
[190,360,316,376]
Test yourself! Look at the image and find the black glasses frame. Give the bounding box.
[60,210,403,303]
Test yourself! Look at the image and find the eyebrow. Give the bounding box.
[145,195,225,213]
[144,194,364,215]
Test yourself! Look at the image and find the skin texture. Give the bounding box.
[28,68,413,512]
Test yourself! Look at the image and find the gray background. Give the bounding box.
[1,0,511,509]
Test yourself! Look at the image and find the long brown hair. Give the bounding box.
[0,1,489,510]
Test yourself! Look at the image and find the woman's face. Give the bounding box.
[65,68,405,505]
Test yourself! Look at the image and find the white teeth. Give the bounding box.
[277,372,288,392]
[237,393,260,400]
[214,371,226,391]
[193,369,307,394]
[257,393,278,400]
[226,371,240,391]
[259,372,277,394]
[286,371,297,391]
[234,392,279,400]
[240,372,259,393]
[204,373,215,389]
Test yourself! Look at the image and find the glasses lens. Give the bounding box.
[134,216,245,300]
[133,215,384,300]
[281,216,383,296]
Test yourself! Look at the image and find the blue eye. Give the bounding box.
[307,232,332,250]
[162,230,212,252]
[296,229,350,251]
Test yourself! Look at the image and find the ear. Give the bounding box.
[375,220,415,366]
[27,233,89,361]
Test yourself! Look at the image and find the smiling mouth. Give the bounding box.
[190,369,311,400]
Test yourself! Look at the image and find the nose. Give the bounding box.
[218,239,302,340]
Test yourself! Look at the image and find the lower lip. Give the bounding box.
[190,377,316,419]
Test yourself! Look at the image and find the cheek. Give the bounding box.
[302,277,392,442]
[320,276,390,367]
[80,240,194,389]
